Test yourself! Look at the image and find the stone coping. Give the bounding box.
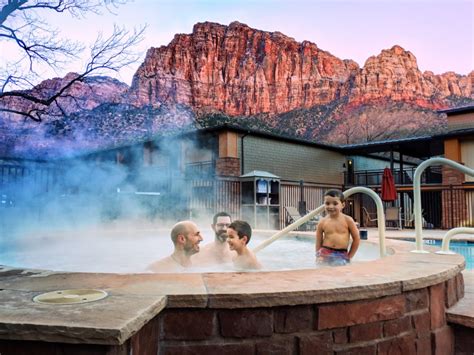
[0,239,465,345]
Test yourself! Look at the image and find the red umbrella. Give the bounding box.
[381,168,397,201]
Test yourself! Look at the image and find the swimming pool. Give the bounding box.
[425,239,474,270]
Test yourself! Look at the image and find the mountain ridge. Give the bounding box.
[1,21,473,157]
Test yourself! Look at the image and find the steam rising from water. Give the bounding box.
[0,127,217,258]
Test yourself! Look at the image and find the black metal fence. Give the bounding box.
[346,166,442,186]
[3,161,473,230]
[360,185,474,229]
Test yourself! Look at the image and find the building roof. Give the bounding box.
[186,123,344,153]
[339,135,445,159]
[438,105,474,116]
[6,111,472,162]
[240,170,280,179]
[434,127,474,139]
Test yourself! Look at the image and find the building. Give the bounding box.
[438,106,474,228]
[2,105,474,229]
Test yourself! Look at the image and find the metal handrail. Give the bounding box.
[253,186,387,257]
[412,157,474,253]
[435,227,474,255]
[348,166,442,186]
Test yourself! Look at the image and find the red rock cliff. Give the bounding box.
[130,21,472,115]
[130,21,359,115]
[351,45,472,108]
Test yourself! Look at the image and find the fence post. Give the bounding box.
[449,184,454,229]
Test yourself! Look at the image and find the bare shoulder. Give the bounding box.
[319,216,329,226]
[343,214,356,224]
[147,256,176,272]
[234,250,262,270]
[249,249,262,269]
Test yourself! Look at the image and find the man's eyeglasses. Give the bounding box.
[216,223,231,228]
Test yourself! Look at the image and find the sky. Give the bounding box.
[2,0,473,86]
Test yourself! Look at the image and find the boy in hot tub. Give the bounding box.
[226,220,262,270]
[316,189,360,266]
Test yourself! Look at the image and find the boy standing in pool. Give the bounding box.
[316,189,360,266]
[227,220,262,270]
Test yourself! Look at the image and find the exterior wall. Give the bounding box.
[217,132,240,176]
[461,140,474,182]
[216,157,240,176]
[444,139,461,164]
[182,139,214,164]
[242,136,345,184]
[218,131,238,158]
[442,137,474,227]
[448,112,474,131]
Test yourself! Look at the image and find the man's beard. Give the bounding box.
[215,230,228,243]
[184,239,199,255]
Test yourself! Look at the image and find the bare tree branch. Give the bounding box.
[0,106,42,121]
[0,0,143,121]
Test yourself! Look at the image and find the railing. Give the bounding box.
[435,228,474,255]
[359,182,474,230]
[346,166,442,186]
[253,186,387,258]
[0,163,60,192]
[184,160,216,179]
[412,157,474,253]
[0,163,64,209]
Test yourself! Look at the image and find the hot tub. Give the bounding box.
[0,226,466,355]
[0,228,382,273]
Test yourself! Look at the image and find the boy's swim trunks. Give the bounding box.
[316,246,350,266]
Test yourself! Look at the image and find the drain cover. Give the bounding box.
[33,289,108,305]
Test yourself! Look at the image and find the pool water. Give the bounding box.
[425,240,474,270]
[0,230,381,273]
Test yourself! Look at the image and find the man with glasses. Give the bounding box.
[193,212,235,265]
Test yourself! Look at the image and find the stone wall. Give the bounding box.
[155,273,464,354]
[2,274,463,354]
[216,157,240,177]
[0,270,466,355]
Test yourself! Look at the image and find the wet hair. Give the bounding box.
[228,220,252,244]
[170,221,192,245]
[213,211,231,225]
[324,189,345,202]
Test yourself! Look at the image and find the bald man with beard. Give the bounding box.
[147,221,203,272]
